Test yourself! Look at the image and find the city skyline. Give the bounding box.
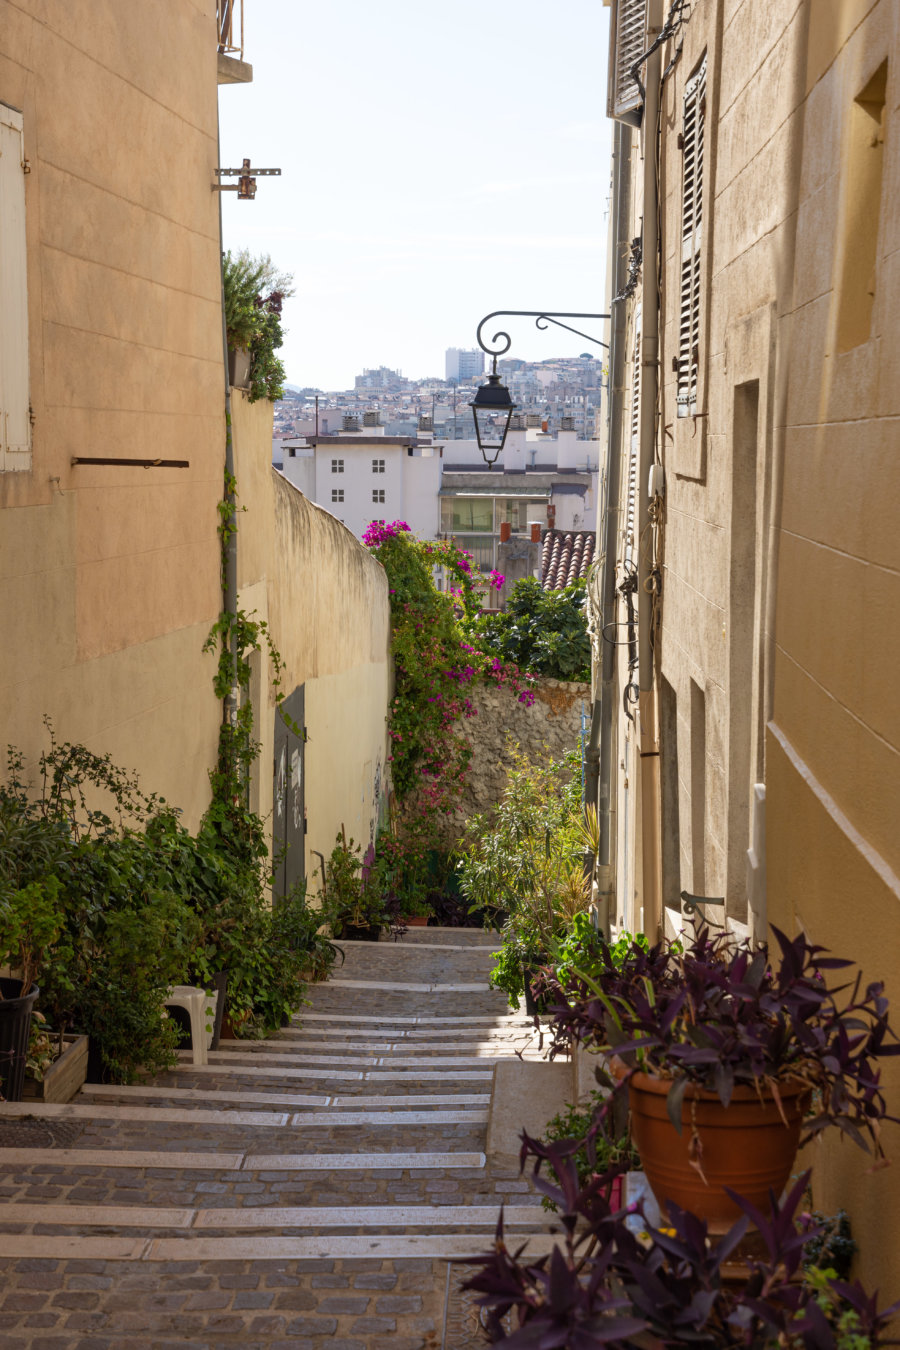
[217,0,611,391]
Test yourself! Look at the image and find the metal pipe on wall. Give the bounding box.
[588,116,634,937]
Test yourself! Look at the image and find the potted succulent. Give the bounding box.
[544,925,900,1226]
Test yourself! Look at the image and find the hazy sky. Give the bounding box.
[218,1,612,391]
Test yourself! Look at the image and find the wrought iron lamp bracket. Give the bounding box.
[475,310,611,359]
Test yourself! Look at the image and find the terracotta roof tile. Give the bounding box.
[540,529,596,590]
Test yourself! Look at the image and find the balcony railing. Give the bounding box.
[217,0,244,58]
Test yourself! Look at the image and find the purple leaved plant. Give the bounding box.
[540,924,900,1160]
[462,1154,900,1349]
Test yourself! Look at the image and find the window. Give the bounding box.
[372,489,385,504]
[331,458,344,473]
[677,55,706,418]
[331,489,344,503]
[837,60,887,351]
[0,102,29,472]
[372,458,385,473]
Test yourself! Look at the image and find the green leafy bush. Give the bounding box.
[2,726,333,1076]
[465,575,591,682]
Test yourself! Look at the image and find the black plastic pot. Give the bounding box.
[0,977,40,1102]
[337,923,381,942]
[523,964,549,1018]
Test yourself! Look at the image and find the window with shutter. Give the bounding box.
[677,56,706,418]
[607,0,648,125]
[0,103,30,472]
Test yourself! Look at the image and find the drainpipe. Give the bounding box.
[216,100,240,732]
[588,117,633,938]
[637,1,663,943]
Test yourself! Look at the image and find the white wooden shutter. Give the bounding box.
[607,0,648,125]
[0,103,30,471]
[676,57,706,418]
[624,306,641,568]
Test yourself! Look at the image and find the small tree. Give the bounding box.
[466,575,591,682]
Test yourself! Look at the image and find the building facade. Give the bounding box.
[596,0,899,1289]
[445,347,486,382]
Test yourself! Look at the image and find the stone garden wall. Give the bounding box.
[441,677,591,841]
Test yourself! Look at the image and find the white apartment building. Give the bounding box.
[445,347,485,382]
[277,419,441,542]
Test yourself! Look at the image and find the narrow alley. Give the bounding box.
[0,930,553,1348]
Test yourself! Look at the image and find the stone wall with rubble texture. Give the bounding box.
[440,677,590,841]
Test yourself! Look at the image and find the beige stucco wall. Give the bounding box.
[0,0,224,822]
[231,393,392,887]
[766,0,900,1294]
[435,677,590,843]
[603,0,900,1284]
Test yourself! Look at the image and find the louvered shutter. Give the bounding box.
[0,103,29,471]
[624,307,641,569]
[677,57,706,418]
[607,0,648,125]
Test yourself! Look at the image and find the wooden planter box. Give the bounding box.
[23,1034,89,1104]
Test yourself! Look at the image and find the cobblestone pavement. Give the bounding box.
[0,930,554,1348]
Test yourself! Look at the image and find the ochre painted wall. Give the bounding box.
[1,0,224,823]
[231,393,391,887]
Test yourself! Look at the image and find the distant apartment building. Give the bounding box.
[277,414,441,541]
[445,347,485,382]
[354,366,407,391]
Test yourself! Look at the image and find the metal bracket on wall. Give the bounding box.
[680,890,725,928]
[213,158,281,200]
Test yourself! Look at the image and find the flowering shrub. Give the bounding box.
[362,523,536,815]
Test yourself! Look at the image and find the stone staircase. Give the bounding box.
[0,929,558,1347]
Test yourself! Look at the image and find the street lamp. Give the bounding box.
[470,310,610,464]
[469,358,517,465]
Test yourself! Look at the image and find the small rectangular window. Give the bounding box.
[331,488,344,503]
[331,458,344,473]
[837,60,887,352]
[372,489,385,504]
[372,458,385,473]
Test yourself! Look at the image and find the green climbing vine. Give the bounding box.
[204,471,301,861]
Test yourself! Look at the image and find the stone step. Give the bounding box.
[0,1147,487,1170]
[0,1100,488,1129]
[296,1010,520,1023]
[0,1201,544,1231]
[199,1048,533,1068]
[160,1062,494,1083]
[0,1231,555,1262]
[79,1084,490,1110]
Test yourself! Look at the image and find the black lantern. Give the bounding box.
[469,358,517,465]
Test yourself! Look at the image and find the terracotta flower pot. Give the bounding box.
[628,1071,810,1229]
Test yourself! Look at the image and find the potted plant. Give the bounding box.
[0,877,66,1101]
[538,1089,639,1212]
[545,924,900,1226]
[24,1011,89,1104]
[222,249,293,403]
[320,829,388,941]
